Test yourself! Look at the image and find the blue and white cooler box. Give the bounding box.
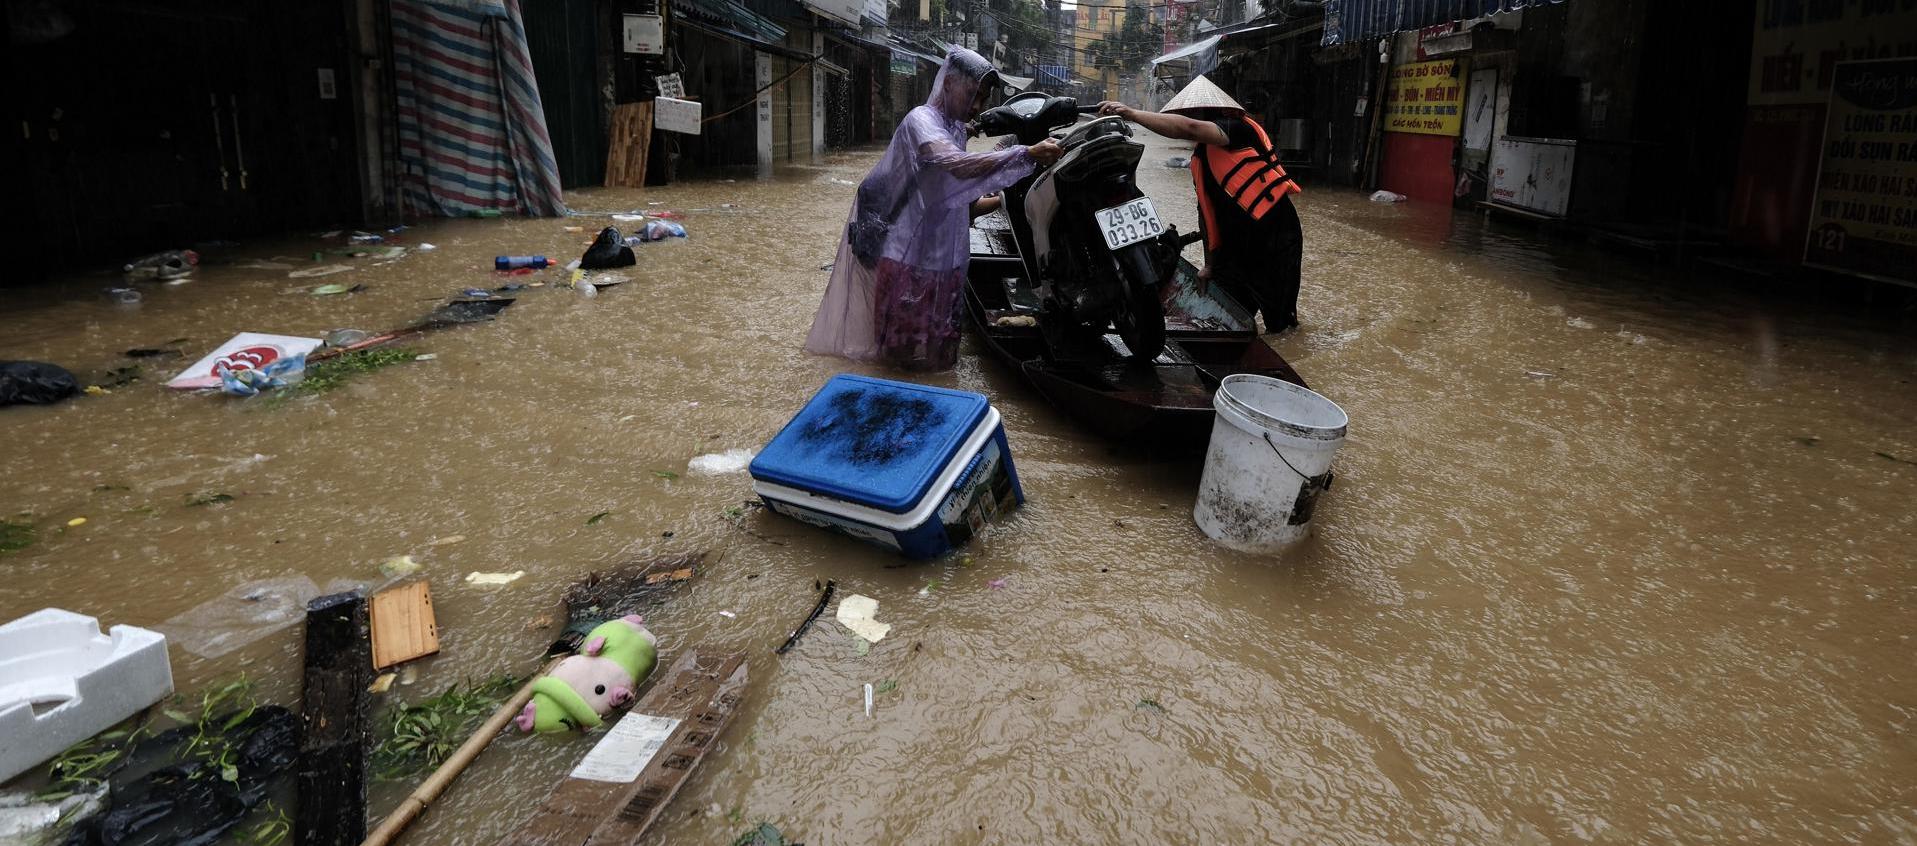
[749,374,1024,559]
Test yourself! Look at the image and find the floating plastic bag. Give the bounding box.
[1369,190,1407,203]
[0,361,81,407]
[627,220,686,243]
[158,576,360,659]
[218,352,307,397]
[580,227,636,269]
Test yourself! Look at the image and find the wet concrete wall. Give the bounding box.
[2,0,365,277]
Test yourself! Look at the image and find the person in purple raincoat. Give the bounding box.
[805,49,1062,371]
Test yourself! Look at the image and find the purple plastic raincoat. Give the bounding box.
[805,50,1038,371]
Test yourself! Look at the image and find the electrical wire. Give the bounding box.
[700,55,823,123]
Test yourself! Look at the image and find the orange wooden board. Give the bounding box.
[369,581,440,670]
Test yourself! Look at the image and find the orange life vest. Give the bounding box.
[1190,117,1301,251]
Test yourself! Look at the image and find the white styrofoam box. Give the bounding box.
[0,609,175,783]
[655,97,703,135]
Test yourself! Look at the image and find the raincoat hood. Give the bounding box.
[930,48,999,121]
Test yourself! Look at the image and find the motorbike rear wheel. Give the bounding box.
[1112,282,1166,361]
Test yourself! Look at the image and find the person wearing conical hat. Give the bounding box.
[1100,75,1304,334]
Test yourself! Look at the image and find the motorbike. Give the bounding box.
[973,92,1189,362]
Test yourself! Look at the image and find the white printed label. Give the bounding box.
[568,713,681,783]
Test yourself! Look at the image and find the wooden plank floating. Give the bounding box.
[604,102,654,189]
[370,581,440,670]
[498,650,749,846]
[299,591,371,846]
[644,567,694,586]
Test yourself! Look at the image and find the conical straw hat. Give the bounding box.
[1162,75,1245,114]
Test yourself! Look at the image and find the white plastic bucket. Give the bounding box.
[1194,374,1348,552]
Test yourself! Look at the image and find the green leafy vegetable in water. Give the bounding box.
[587,511,612,525]
[730,823,789,846]
[37,675,258,801]
[874,679,898,695]
[186,492,236,507]
[235,801,291,845]
[655,471,679,480]
[273,347,419,401]
[1135,697,1164,713]
[372,675,522,780]
[0,519,34,554]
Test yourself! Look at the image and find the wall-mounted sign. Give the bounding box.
[622,14,663,55]
[802,0,862,27]
[656,73,685,99]
[1384,58,1463,136]
[1462,67,1496,151]
[317,68,337,100]
[655,96,703,135]
[1490,136,1575,217]
[1804,58,1917,285]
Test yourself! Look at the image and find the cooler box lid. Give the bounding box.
[750,374,991,514]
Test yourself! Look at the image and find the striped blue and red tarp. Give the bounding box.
[391,0,567,217]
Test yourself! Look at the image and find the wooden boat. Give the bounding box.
[966,211,1306,447]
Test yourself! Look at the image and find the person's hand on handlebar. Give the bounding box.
[1097,101,1136,121]
[1027,138,1063,166]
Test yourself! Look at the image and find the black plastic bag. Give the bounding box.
[67,706,299,846]
[0,361,81,407]
[579,227,636,269]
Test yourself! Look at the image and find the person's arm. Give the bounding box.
[920,137,1061,178]
[970,194,1003,219]
[1097,102,1229,146]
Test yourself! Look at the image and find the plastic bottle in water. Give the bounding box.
[495,256,554,271]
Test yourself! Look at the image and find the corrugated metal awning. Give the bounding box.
[670,0,786,43]
[1151,35,1221,67]
[1322,0,1564,46]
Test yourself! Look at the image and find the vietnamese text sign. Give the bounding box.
[1804,58,1917,285]
[1385,58,1463,136]
[1749,1,1917,107]
[622,14,663,55]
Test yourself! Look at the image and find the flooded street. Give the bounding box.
[4,127,1916,844]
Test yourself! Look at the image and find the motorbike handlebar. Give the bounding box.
[1177,230,1205,248]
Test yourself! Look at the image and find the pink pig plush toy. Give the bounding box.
[515,615,658,733]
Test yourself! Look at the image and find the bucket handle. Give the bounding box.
[1262,432,1334,491]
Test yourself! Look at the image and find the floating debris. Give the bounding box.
[288,265,353,279]
[835,594,891,643]
[689,449,757,475]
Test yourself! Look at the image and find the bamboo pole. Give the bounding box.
[359,658,561,846]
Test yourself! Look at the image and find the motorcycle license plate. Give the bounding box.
[1095,198,1164,251]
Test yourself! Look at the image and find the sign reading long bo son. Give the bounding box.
[656,97,702,135]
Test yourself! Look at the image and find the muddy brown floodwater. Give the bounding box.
[4,128,1916,844]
